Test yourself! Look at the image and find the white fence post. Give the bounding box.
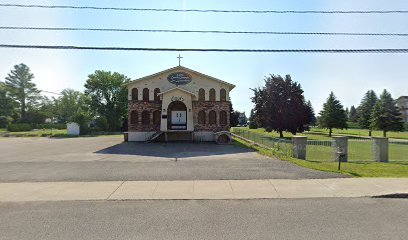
[372,137,389,162]
[292,136,307,160]
[332,136,348,162]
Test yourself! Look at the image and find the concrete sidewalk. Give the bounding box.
[0,178,407,202]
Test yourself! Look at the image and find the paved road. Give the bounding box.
[0,137,345,182]
[1,198,407,240]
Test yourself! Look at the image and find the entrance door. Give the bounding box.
[171,111,187,129]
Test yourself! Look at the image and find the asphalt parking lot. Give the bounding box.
[0,136,345,182]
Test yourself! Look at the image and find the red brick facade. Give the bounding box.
[128,100,161,131]
[192,101,231,132]
[128,100,231,132]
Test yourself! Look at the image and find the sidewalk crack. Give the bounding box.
[107,181,125,200]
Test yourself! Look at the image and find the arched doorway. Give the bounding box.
[167,101,187,130]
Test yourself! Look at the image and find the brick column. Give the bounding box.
[332,136,348,162]
[292,136,307,160]
[372,137,388,162]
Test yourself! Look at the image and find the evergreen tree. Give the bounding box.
[229,102,239,127]
[305,100,316,128]
[348,105,358,122]
[357,90,378,136]
[251,74,310,137]
[5,63,41,122]
[318,92,347,137]
[345,107,349,120]
[369,89,403,137]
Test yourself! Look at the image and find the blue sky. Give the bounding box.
[1,0,408,115]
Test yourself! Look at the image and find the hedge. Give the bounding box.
[7,123,32,132]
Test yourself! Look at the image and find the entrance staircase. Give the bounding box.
[146,131,163,143]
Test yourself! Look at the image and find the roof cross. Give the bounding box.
[177,54,183,66]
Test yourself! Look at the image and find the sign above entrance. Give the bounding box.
[167,72,192,85]
[171,96,184,102]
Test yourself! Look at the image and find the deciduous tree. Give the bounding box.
[84,71,130,131]
[251,74,311,138]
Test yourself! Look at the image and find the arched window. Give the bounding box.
[130,111,138,125]
[142,111,150,125]
[220,88,226,102]
[209,88,216,101]
[143,88,149,101]
[198,110,206,124]
[209,110,216,124]
[198,88,205,101]
[131,88,138,101]
[153,110,161,125]
[154,88,160,101]
[220,111,227,125]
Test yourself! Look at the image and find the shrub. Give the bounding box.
[7,123,32,132]
[248,120,258,129]
[404,122,408,132]
[94,117,108,132]
[71,113,90,135]
[0,116,12,128]
[33,123,66,130]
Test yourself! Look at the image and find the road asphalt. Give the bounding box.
[0,137,345,182]
[1,198,407,240]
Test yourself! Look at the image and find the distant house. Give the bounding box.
[396,96,408,122]
[238,112,248,126]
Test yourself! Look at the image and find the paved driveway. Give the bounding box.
[0,136,345,182]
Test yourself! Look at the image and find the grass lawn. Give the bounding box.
[310,127,408,139]
[0,129,67,137]
[232,127,333,140]
[233,127,408,162]
[234,138,408,177]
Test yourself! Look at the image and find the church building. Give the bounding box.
[125,65,235,142]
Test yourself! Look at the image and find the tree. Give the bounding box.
[357,90,378,136]
[248,109,258,129]
[84,70,130,132]
[369,89,403,137]
[0,82,16,127]
[251,74,311,138]
[348,105,358,122]
[54,89,89,123]
[229,102,239,127]
[318,92,347,137]
[345,107,349,120]
[5,63,41,122]
[305,100,316,128]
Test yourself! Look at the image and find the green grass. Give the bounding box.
[310,127,408,139]
[0,129,67,137]
[232,127,408,162]
[234,138,408,177]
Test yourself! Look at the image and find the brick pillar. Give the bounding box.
[332,136,348,162]
[292,136,307,160]
[372,137,388,162]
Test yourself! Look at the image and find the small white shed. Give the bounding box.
[67,122,80,135]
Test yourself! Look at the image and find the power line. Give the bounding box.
[1,26,408,37]
[1,44,408,53]
[41,90,62,96]
[1,3,407,14]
